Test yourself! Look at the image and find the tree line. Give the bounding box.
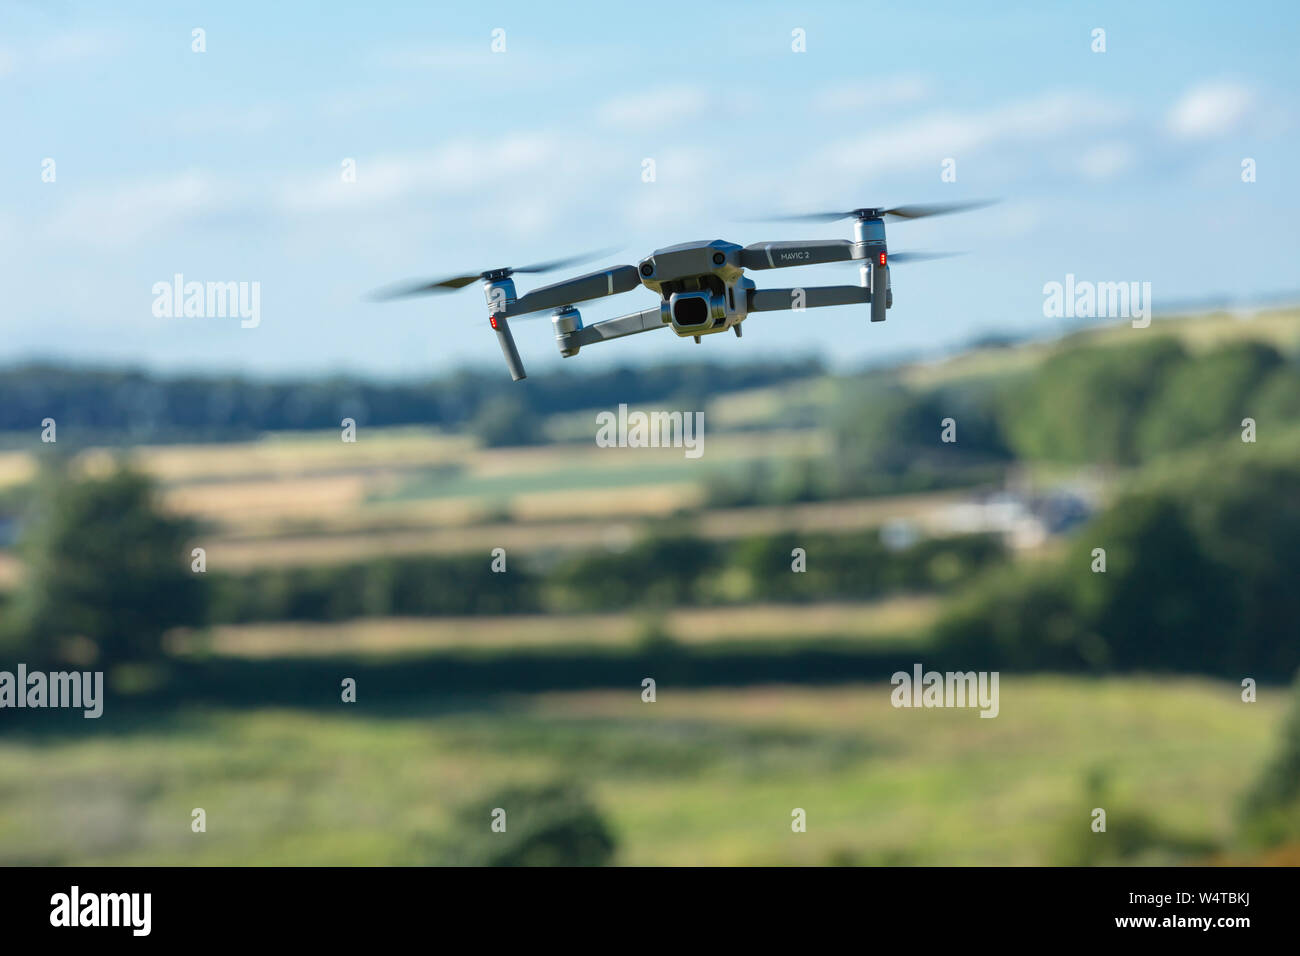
[0,359,823,442]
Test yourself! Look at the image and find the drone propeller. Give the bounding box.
[885,250,964,264]
[367,247,620,301]
[748,200,995,224]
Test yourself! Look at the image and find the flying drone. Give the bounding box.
[370,201,990,380]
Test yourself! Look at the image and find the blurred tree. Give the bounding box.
[546,533,717,612]
[1068,493,1237,672]
[207,554,541,623]
[469,393,545,448]
[1050,767,1215,865]
[934,453,1300,678]
[1000,339,1186,465]
[1135,342,1284,460]
[1250,364,1300,434]
[438,782,616,866]
[1177,456,1300,677]
[1240,672,1300,848]
[831,380,945,479]
[933,563,1091,670]
[11,463,206,666]
[826,377,1010,502]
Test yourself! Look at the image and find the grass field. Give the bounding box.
[2,307,1293,866]
[0,426,831,548]
[172,597,940,658]
[0,677,1278,866]
[182,488,973,570]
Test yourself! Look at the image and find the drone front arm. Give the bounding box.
[747,284,873,312]
[739,239,860,271]
[505,265,642,318]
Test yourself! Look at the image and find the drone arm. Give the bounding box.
[563,305,665,350]
[505,265,642,317]
[739,239,860,271]
[747,284,873,312]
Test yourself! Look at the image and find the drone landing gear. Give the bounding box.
[489,314,526,381]
[693,335,701,344]
[871,261,888,323]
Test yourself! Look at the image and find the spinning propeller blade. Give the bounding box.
[878,201,995,221]
[366,246,621,301]
[885,251,964,264]
[744,200,995,224]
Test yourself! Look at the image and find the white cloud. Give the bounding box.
[815,90,1124,181]
[976,201,1045,240]
[1076,142,1135,181]
[172,105,279,136]
[0,211,18,247]
[367,41,588,86]
[36,31,121,65]
[0,30,122,76]
[812,75,932,113]
[43,172,225,245]
[32,130,630,255]
[373,44,501,72]
[596,85,710,127]
[276,134,577,213]
[1167,80,1255,139]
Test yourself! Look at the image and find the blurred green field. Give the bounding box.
[902,306,1300,389]
[178,597,940,658]
[0,677,1279,866]
[1,307,1295,867]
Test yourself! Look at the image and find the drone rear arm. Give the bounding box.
[747,284,873,312]
[558,306,664,354]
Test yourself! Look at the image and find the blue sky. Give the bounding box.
[3,0,1297,379]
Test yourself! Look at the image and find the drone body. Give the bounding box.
[372,202,987,380]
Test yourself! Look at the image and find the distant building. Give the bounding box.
[880,518,923,552]
[937,487,1094,550]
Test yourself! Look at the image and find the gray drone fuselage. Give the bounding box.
[637,239,751,339]
[480,217,892,381]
